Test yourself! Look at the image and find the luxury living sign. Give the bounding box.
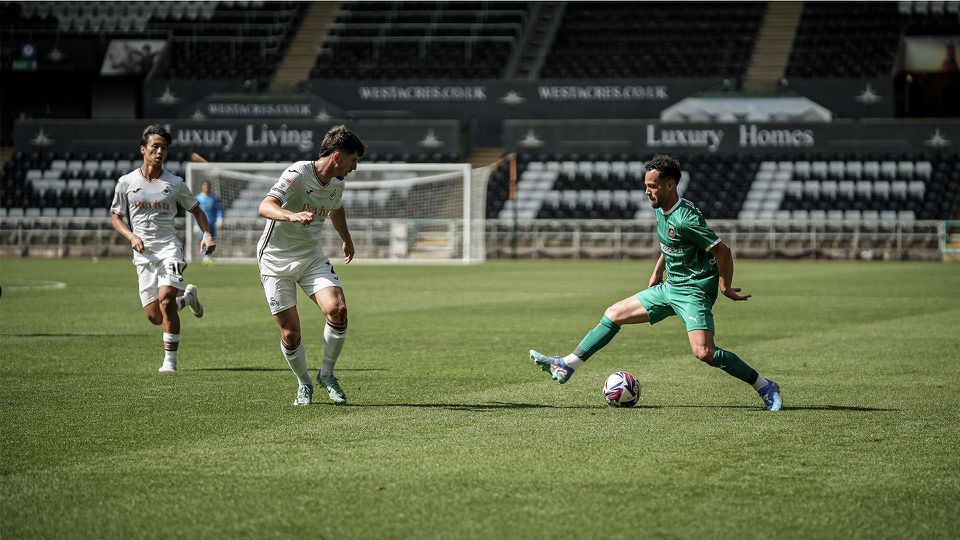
[171,123,314,152]
[13,119,462,156]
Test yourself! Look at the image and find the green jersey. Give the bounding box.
[656,198,721,293]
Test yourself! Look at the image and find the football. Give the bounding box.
[602,371,641,408]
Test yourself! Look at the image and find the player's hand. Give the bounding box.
[721,287,752,301]
[129,234,145,252]
[288,211,314,225]
[201,232,217,255]
[342,237,355,264]
[648,274,663,288]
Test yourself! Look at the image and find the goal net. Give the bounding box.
[185,162,490,264]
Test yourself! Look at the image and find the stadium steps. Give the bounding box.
[743,1,805,91]
[269,1,343,92]
[514,1,565,80]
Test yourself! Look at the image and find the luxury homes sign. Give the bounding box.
[504,120,957,155]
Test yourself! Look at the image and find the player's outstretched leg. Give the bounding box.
[183,284,203,318]
[318,373,347,404]
[757,379,783,411]
[530,349,575,384]
[294,383,313,406]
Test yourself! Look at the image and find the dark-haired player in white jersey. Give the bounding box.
[530,154,783,411]
[111,124,216,372]
[257,125,364,406]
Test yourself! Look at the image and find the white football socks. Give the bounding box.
[319,321,347,377]
[281,340,312,387]
[752,374,770,391]
[562,354,583,370]
[161,332,180,370]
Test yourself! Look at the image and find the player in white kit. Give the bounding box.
[257,125,365,405]
[110,124,216,372]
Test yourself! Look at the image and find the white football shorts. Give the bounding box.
[259,256,342,315]
[136,258,187,307]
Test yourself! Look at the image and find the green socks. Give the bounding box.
[710,347,759,385]
[572,316,621,361]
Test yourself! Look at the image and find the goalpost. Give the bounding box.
[185,161,490,264]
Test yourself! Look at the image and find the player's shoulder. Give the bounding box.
[116,169,139,185]
[284,160,313,176]
[676,198,707,219]
[161,169,185,185]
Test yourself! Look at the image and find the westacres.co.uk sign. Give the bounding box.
[14,119,463,156]
[503,119,959,155]
[144,79,715,119]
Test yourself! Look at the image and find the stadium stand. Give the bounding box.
[310,1,530,79]
[540,2,765,81]
[485,152,960,222]
[786,1,960,78]
[0,1,305,87]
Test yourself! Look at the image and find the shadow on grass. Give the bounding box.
[2,332,147,337]
[328,402,896,412]
[336,401,605,411]
[194,367,388,372]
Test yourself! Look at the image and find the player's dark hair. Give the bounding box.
[645,154,682,184]
[318,125,365,158]
[140,124,172,147]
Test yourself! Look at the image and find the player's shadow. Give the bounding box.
[352,401,603,411]
[346,402,896,412]
[195,367,388,372]
[640,404,897,412]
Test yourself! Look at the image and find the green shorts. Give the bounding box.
[636,283,716,333]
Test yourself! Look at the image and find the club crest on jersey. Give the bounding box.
[162,185,172,195]
[329,190,338,200]
[668,226,676,239]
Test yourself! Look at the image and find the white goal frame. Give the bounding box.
[185,161,486,264]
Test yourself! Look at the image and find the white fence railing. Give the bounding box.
[0,217,950,261]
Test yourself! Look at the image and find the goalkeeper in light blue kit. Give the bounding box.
[530,154,783,411]
[195,180,222,264]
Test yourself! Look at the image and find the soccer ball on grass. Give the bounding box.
[602,371,641,408]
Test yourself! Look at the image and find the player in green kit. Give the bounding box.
[529,154,782,411]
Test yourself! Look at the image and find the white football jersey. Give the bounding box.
[256,160,344,273]
[111,168,198,265]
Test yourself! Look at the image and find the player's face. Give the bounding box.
[644,169,674,208]
[141,135,168,166]
[333,151,361,180]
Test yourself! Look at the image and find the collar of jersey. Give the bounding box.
[662,197,683,216]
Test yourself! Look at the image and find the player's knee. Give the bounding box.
[329,303,347,324]
[281,328,301,347]
[603,305,625,325]
[693,344,715,363]
[159,296,177,314]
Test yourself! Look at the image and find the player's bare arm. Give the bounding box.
[190,205,217,255]
[648,254,666,287]
[111,212,144,252]
[710,242,751,301]
[328,207,355,263]
[258,195,314,224]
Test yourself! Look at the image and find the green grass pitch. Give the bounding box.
[2,258,959,539]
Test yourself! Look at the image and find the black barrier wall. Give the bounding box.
[503,119,960,155]
[13,119,464,158]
